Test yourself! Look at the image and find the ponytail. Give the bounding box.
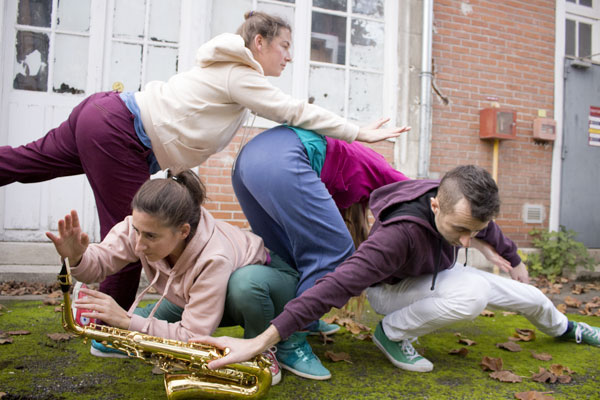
[131,170,206,238]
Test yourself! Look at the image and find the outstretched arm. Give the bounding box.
[470,238,529,283]
[45,210,89,266]
[356,118,411,143]
[192,325,281,370]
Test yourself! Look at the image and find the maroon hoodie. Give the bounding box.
[271,179,521,340]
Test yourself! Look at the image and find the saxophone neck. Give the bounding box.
[58,261,85,336]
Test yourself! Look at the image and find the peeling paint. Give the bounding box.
[461,2,473,16]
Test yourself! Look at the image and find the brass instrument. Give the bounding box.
[57,262,272,399]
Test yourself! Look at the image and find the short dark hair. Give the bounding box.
[438,165,500,221]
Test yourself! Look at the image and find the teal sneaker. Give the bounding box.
[276,332,331,380]
[372,322,433,372]
[563,321,600,346]
[308,319,340,336]
[90,339,128,358]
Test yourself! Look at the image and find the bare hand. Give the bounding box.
[45,210,89,266]
[356,118,410,143]
[74,287,131,329]
[470,238,512,274]
[508,262,530,284]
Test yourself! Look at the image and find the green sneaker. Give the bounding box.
[372,322,433,372]
[276,332,331,380]
[308,319,340,336]
[563,321,600,346]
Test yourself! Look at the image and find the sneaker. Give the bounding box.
[563,321,600,347]
[276,332,331,380]
[72,281,96,327]
[90,339,128,358]
[308,319,340,336]
[262,347,282,385]
[372,322,433,372]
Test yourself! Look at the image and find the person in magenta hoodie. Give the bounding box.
[46,169,294,385]
[199,165,600,376]
[228,125,409,380]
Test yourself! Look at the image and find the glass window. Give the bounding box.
[314,0,347,12]
[17,0,51,27]
[13,31,49,91]
[311,12,346,65]
[353,0,384,18]
[53,34,87,93]
[56,0,91,32]
[566,19,576,57]
[578,22,592,57]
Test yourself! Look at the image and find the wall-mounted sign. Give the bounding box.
[590,106,600,147]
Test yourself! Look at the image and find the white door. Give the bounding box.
[0,0,195,243]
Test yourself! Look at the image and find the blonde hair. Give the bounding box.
[236,10,291,48]
[342,203,371,248]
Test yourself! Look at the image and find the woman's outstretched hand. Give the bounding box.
[46,209,89,267]
[356,117,411,143]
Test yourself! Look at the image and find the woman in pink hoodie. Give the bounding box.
[46,170,295,384]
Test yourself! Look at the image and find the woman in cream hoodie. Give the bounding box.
[46,170,296,356]
[1,10,408,315]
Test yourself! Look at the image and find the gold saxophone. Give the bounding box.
[57,262,272,399]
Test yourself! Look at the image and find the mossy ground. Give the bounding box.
[0,299,599,400]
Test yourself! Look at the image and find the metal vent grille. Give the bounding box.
[523,204,544,224]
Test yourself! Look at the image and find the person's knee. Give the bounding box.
[445,274,490,319]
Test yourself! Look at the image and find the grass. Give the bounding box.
[0,299,599,400]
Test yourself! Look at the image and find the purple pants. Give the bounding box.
[0,91,150,310]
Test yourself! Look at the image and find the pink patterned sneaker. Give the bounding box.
[72,281,96,326]
[262,347,282,385]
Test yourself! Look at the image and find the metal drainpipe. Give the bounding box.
[418,0,434,178]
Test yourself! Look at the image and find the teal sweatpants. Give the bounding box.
[134,253,298,339]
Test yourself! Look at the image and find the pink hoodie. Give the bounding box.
[70,207,268,342]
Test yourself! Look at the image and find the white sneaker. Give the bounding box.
[262,347,282,385]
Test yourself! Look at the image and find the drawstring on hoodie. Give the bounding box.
[430,238,442,290]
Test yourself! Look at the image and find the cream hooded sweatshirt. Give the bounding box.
[70,207,267,342]
[135,33,359,170]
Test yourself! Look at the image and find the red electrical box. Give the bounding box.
[533,118,556,141]
[479,108,517,140]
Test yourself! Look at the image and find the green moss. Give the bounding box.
[1,299,599,399]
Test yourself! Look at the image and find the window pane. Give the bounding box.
[149,0,180,43]
[579,0,592,7]
[565,19,576,57]
[350,18,384,70]
[313,0,346,11]
[309,66,345,116]
[348,70,382,122]
[211,0,251,37]
[146,46,178,84]
[113,0,146,39]
[53,34,87,94]
[277,0,295,3]
[578,22,592,58]
[311,12,346,65]
[17,0,52,27]
[110,42,143,91]
[353,0,383,18]
[56,0,90,32]
[13,30,49,91]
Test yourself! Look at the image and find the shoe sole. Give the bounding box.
[90,345,128,359]
[307,326,341,336]
[372,335,433,372]
[279,362,331,380]
[271,370,282,386]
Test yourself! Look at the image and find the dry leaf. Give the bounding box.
[354,333,372,341]
[540,288,549,294]
[324,351,352,363]
[556,304,567,314]
[514,391,555,400]
[502,311,518,316]
[6,330,30,336]
[454,332,463,337]
[557,375,572,384]
[319,332,335,345]
[564,296,582,308]
[43,298,61,306]
[496,341,522,352]
[0,337,13,345]
[480,309,495,317]
[531,351,552,361]
[549,364,574,376]
[323,315,338,324]
[458,338,477,346]
[480,356,503,372]
[571,284,585,295]
[54,306,62,313]
[489,370,522,383]
[47,333,72,342]
[47,290,62,298]
[512,328,536,342]
[559,277,569,283]
[449,348,469,357]
[532,368,557,383]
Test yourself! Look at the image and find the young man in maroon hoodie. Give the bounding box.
[197,165,600,373]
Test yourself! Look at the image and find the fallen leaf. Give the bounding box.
[458,338,477,346]
[6,330,30,336]
[564,296,582,308]
[54,306,62,313]
[0,337,13,345]
[354,333,372,341]
[489,370,522,383]
[514,391,555,400]
[47,333,72,342]
[502,311,518,316]
[559,277,569,283]
[571,284,585,295]
[454,332,463,337]
[480,309,495,317]
[549,364,574,376]
[557,375,572,384]
[496,341,522,352]
[323,315,338,324]
[449,348,469,357]
[480,356,503,371]
[532,367,557,383]
[319,332,335,345]
[549,284,562,294]
[512,328,536,342]
[43,298,61,306]
[324,351,352,363]
[47,290,62,298]
[556,304,567,314]
[531,351,552,361]
[540,288,549,294]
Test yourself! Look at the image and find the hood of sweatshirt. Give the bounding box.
[195,33,264,75]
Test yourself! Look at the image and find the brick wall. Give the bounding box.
[430,0,556,246]
[199,126,398,230]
